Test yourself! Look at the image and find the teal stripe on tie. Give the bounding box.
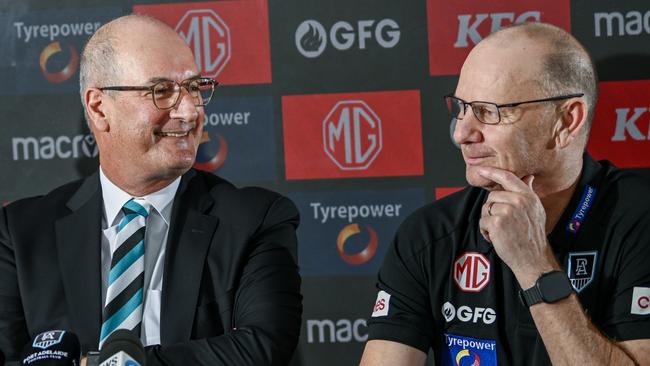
[100,288,143,342]
[108,241,144,286]
[124,200,149,218]
[118,213,139,232]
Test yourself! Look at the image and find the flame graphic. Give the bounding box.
[39,41,79,83]
[336,223,378,265]
[194,132,228,172]
[300,23,323,52]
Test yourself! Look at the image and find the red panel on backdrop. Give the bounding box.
[133,1,271,85]
[426,0,571,76]
[283,90,424,180]
[588,80,650,168]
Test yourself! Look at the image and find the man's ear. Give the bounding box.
[85,88,110,132]
[554,98,588,149]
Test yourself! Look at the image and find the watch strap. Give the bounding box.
[520,285,543,307]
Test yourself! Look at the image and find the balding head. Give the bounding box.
[79,14,191,123]
[478,22,598,134]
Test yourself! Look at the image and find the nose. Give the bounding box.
[452,108,483,145]
[169,87,199,122]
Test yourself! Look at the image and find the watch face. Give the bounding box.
[539,271,573,303]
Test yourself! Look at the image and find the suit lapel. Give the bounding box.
[55,172,102,349]
[161,170,218,343]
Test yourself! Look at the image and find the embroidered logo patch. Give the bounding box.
[371,290,391,317]
[566,185,596,234]
[631,287,650,315]
[567,251,597,292]
[32,330,65,349]
[442,333,497,366]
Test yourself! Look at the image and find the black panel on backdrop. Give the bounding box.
[269,0,429,93]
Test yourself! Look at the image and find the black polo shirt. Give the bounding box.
[367,154,650,365]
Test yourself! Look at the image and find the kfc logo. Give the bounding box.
[323,100,382,171]
[454,252,490,292]
[134,1,271,85]
[427,0,571,75]
[587,80,650,168]
[176,9,231,78]
[282,90,423,180]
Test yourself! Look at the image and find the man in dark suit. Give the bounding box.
[0,14,302,365]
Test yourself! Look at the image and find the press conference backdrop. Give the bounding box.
[1,0,650,364]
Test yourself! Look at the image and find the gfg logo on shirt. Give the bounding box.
[442,302,496,324]
[295,18,400,58]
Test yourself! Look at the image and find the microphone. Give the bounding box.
[98,330,145,366]
[20,330,80,365]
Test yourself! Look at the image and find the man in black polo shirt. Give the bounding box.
[360,22,650,365]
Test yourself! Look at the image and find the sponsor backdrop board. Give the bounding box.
[1,0,649,364]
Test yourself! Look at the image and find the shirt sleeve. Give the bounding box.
[601,211,650,341]
[366,212,434,353]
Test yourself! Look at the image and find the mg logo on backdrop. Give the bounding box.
[454,252,490,292]
[134,1,271,85]
[588,80,650,168]
[426,0,571,75]
[176,9,231,78]
[323,100,382,171]
[282,90,423,180]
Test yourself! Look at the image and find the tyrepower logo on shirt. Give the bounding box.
[426,0,571,75]
[587,80,650,168]
[454,252,490,292]
[133,0,271,85]
[283,90,423,180]
[289,189,424,275]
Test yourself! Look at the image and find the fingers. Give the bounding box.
[476,167,533,194]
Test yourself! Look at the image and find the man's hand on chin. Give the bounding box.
[475,166,559,289]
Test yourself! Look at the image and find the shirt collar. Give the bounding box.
[99,167,181,227]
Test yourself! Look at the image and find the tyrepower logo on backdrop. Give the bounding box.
[295,18,400,58]
[12,134,98,161]
[134,0,271,85]
[290,189,424,276]
[1,8,121,94]
[587,80,650,168]
[426,0,571,75]
[454,252,490,292]
[283,90,423,180]
[194,96,277,182]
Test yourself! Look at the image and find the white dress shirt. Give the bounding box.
[99,167,180,346]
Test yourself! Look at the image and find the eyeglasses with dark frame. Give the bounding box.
[99,77,218,110]
[444,93,584,125]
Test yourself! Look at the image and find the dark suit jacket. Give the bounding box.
[0,169,302,365]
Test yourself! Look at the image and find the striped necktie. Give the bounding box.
[100,198,150,347]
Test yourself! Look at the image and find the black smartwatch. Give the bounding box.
[519,270,573,307]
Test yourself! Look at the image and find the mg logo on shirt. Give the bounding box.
[176,9,231,78]
[426,0,571,75]
[454,252,490,292]
[323,100,382,171]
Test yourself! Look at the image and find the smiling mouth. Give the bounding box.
[157,131,191,138]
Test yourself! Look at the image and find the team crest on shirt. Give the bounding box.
[567,251,598,292]
[32,330,65,349]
